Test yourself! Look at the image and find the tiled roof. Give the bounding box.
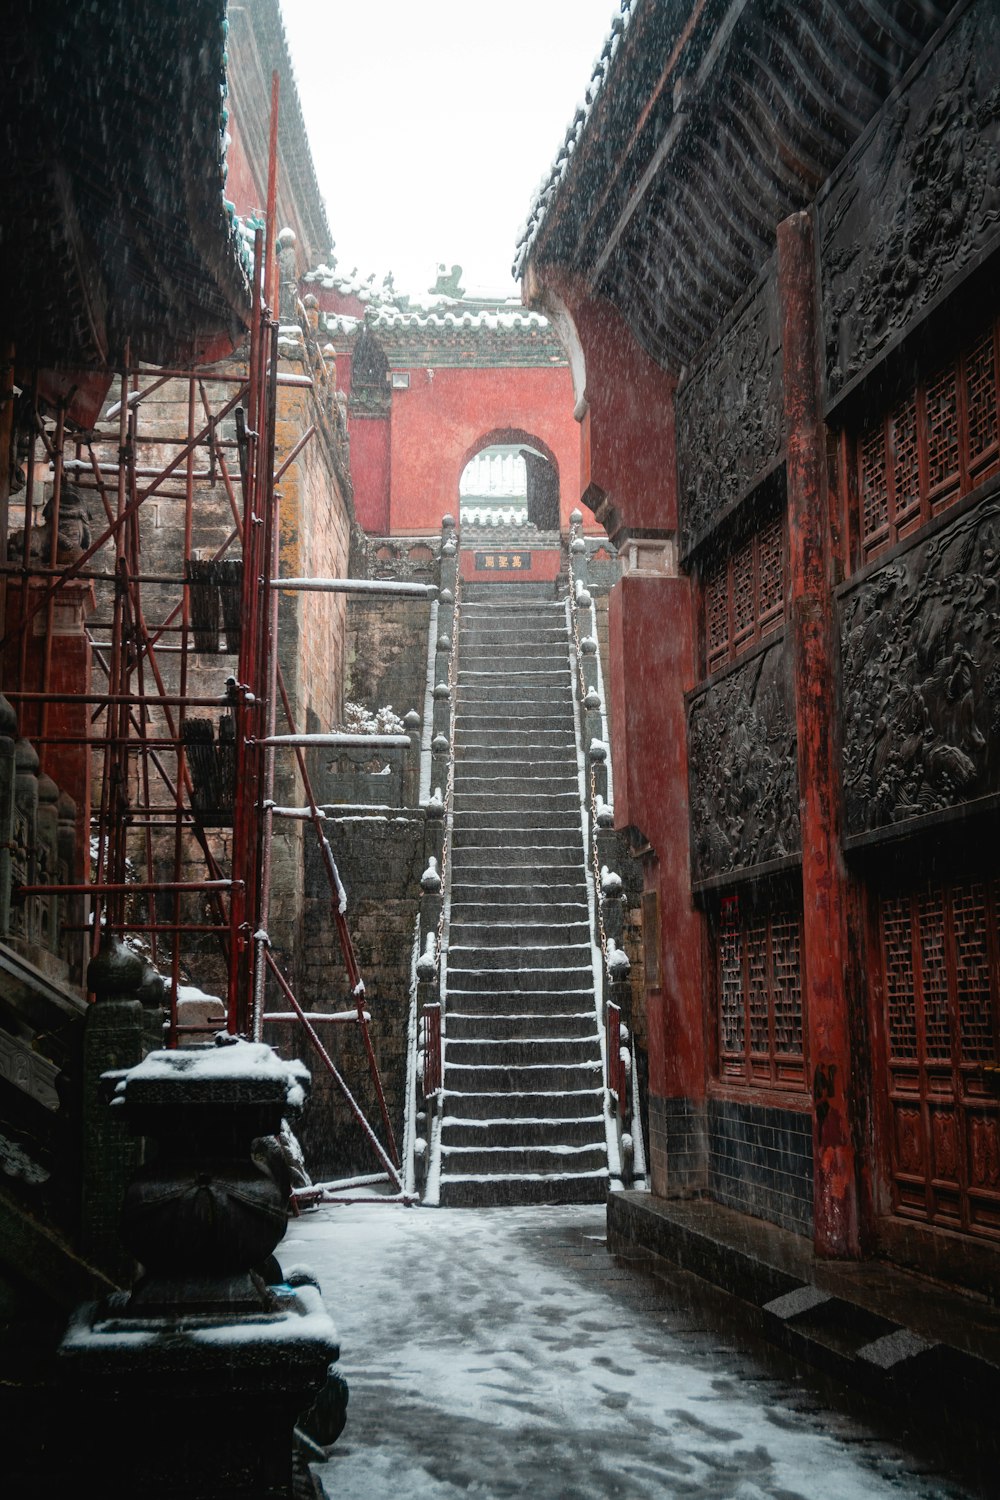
[512,1,637,278]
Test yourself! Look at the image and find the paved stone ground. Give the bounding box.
[285,1203,978,1500]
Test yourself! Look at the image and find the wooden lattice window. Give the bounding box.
[716,894,806,1090]
[703,514,785,673]
[856,317,1000,564]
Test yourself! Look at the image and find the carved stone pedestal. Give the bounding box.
[60,1037,341,1499]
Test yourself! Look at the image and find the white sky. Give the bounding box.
[279,0,617,300]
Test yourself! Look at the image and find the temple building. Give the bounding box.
[519,0,1000,1296]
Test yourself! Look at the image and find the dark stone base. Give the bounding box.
[607,1190,1000,1478]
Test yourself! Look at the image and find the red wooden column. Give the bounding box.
[608,568,703,1199]
[778,211,860,1257]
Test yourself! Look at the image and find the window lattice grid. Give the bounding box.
[747,924,770,1056]
[771,914,804,1055]
[853,315,1000,565]
[882,897,918,1060]
[715,901,805,1088]
[952,881,995,1064]
[757,517,784,628]
[926,365,961,500]
[719,921,745,1057]
[861,422,889,547]
[917,890,951,1060]
[705,563,730,670]
[701,517,787,673]
[890,396,921,522]
[965,330,999,474]
[731,537,756,647]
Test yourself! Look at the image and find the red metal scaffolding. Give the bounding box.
[0,93,405,1195]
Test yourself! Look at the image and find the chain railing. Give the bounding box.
[410,515,459,1198]
[565,511,642,1184]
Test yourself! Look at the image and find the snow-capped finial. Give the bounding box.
[600,865,623,898]
[416,932,438,981]
[605,937,631,979]
[420,857,441,892]
[595,795,615,829]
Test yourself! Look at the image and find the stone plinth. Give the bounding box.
[60,1037,341,1499]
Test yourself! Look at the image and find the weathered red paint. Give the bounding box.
[608,572,703,1151]
[778,211,861,1259]
[350,415,391,533]
[385,365,581,535]
[528,269,678,536]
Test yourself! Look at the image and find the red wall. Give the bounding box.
[349,416,391,533]
[383,364,582,534]
[608,573,703,1106]
[223,117,261,218]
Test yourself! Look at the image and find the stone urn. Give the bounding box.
[59,1037,341,1499]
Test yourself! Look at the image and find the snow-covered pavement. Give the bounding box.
[285,1203,970,1500]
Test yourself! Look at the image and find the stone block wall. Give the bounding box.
[284,809,427,1180]
[344,594,431,725]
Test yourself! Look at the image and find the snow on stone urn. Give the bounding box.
[59,1037,341,1500]
[112,1036,309,1311]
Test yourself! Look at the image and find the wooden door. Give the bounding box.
[877,878,1000,1239]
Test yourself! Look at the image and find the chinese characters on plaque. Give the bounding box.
[473,551,532,572]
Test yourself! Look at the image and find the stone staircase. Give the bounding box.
[438,579,609,1206]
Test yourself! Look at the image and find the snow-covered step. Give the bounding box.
[445,967,595,996]
[440,1114,604,1148]
[451,797,580,817]
[447,920,592,948]
[449,906,588,929]
[446,1044,602,1080]
[440,1142,607,1176]
[445,1010,597,1041]
[451,828,583,853]
[453,757,578,775]
[443,1087,604,1121]
[445,987,596,1016]
[444,1061,602,1095]
[449,877,587,898]
[455,729,577,744]
[438,1170,608,1208]
[450,844,585,868]
[447,940,591,968]
[460,640,569,658]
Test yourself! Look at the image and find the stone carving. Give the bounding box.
[839,494,1000,840]
[277,227,299,322]
[358,534,439,582]
[676,269,783,556]
[821,2,1000,399]
[688,640,800,885]
[8,485,92,562]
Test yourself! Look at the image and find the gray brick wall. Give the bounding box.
[708,1097,813,1235]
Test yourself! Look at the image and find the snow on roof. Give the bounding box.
[305,264,549,335]
[322,306,549,336]
[512,1,638,280]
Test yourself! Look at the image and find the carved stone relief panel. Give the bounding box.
[688,638,799,886]
[839,493,1000,841]
[676,267,783,558]
[820,0,1000,402]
